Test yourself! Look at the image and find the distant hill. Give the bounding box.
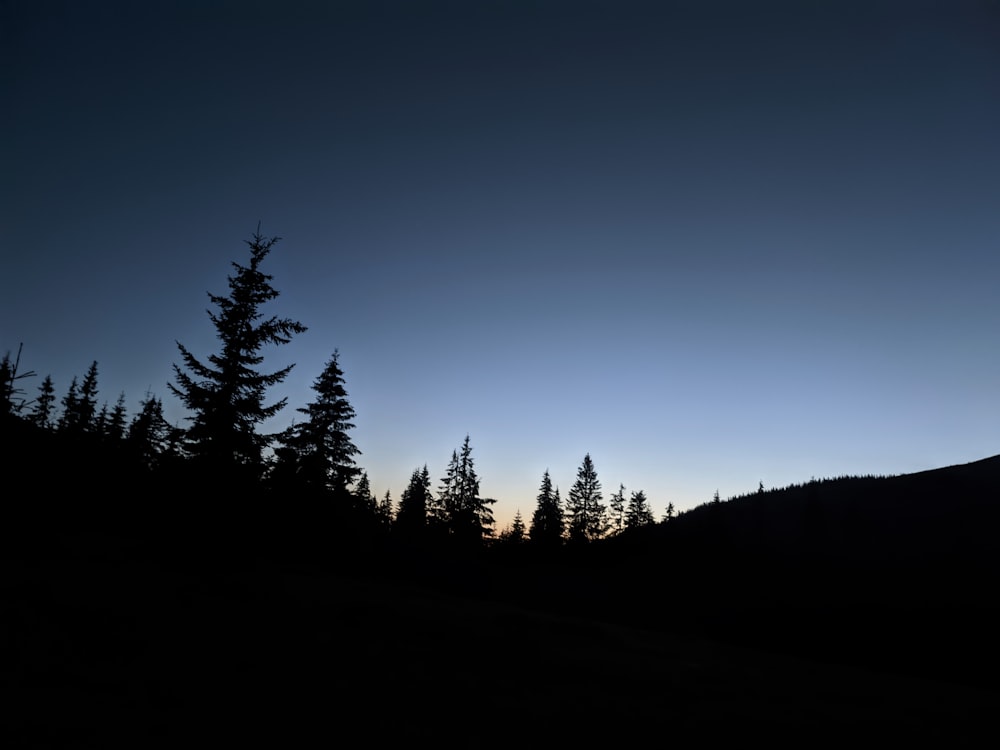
[568,455,1000,689]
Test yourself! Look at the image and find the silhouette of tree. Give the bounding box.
[377,489,394,528]
[94,401,110,437]
[396,465,432,535]
[28,374,56,429]
[279,350,361,499]
[78,361,100,431]
[625,489,654,529]
[58,376,81,432]
[169,229,306,483]
[609,483,626,536]
[499,509,527,544]
[661,501,675,523]
[567,453,606,543]
[437,435,494,543]
[353,470,375,513]
[127,393,175,470]
[1,345,35,416]
[106,392,128,442]
[529,469,563,547]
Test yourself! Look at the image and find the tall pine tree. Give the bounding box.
[566,453,606,543]
[437,436,495,543]
[277,350,361,498]
[396,465,432,536]
[529,469,563,547]
[169,229,306,484]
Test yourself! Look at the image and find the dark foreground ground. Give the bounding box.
[3,541,998,746]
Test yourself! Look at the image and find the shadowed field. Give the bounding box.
[4,548,997,746]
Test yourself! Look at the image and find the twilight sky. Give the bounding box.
[4,0,999,527]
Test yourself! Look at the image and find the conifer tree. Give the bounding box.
[437,436,494,543]
[396,465,432,535]
[58,376,81,432]
[529,469,563,547]
[279,350,360,498]
[566,453,606,543]
[509,509,526,543]
[353,470,375,512]
[28,375,56,429]
[0,345,34,416]
[106,392,128,442]
[625,489,654,529]
[169,229,307,483]
[94,402,109,437]
[78,361,100,432]
[661,501,676,523]
[609,483,627,536]
[378,489,393,528]
[127,393,174,470]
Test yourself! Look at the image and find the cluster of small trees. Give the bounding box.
[512,454,656,547]
[2,347,182,473]
[3,227,665,550]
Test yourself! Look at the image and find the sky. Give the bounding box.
[4,0,999,529]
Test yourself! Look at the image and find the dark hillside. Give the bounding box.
[553,456,1000,689]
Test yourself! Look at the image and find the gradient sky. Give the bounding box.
[4,0,999,528]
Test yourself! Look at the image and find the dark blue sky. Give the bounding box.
[4,0,999,526]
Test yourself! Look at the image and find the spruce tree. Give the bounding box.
[279,350,361,498]
[58,376,81,432]
[625,489,654,529]
[507,509,526,543]
[127,393,173,470]
[437,436,494,543]
[378,490,393,528]
[169,229,306,483]
[529,469,563,547]
[353,470,375,512]
[396,465,431,535]
[78,361,100,432]
[566,453,606,543]
[0,345,35,416]
[28,375,56,429]
[609,483,626,536]
[106,392,128,442]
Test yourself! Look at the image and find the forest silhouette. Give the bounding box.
[3,229,998,742]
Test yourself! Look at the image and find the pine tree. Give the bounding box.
[106,392,128,442]
[437,436,494,543]
[0,344,35,417]
[625,489,654,529]
[378,490,394,528]
[127,393,173,470]
[434,450,460,530]
[396,465,432,535]
[58,376,81,432]
[28,375,56,429]
[661,501,676,523]
[94,402,109,437]
[169,229,307,483]
[609,483,626,536]
[283,351,361,497]
[529,469,563,547]
[353,470,375,512]
[78,361,100,432]
[566,453,606,543]
[509,509,526,542]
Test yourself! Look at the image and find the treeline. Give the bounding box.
[2,229,667,561]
